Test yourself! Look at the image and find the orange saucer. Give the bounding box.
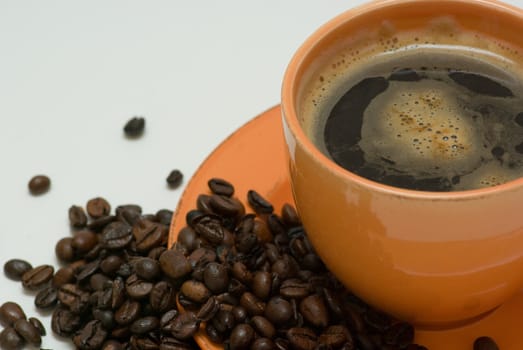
[168,105,523,350]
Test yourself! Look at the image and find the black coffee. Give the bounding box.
[312,49,523,191]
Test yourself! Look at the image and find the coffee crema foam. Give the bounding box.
[300,18,523,191]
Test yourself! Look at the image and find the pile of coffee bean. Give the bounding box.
[0,301,45,349]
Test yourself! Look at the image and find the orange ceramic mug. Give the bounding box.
[281,0,523,327]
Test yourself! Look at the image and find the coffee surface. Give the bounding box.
[309,49,523,191]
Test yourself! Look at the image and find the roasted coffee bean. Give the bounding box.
[319,325,352,348]
[230,306,248,323]
[76,258,101,282]
[28,174,51,195]
[176,227,198,252]
[116,204,142,224]
[58,284,90,314]
[211,309,236,334]
[148,246,167,260]
[123,116,145,137]
[232,261,252,285]
[192,215,224,245]
[267,214,286,236]
[130,335,159,350]
[35,285,58,309]
[28,317,46,336]
[150,281,176,312]
[281,204,301,227]
[115,299,141,326]
[133,220,167,252]
[88,215,117,231]
[69,205,88,228]
[209,195,244,217]
[196,194,214,215]
[252,337,277,350]
[102,340,125,350]
[299,294,329,328]
[100,255,124,276]
[3,259,32,281]
[240,292,265,316]
[73,320,108,350]
[167,170,184,189]
[116,262,133,278]
[110,326,131,340]
[208,178,234,197]
[14,319,41,346]
[135,257,161,281]
[252,271,272,300]
[247,190,274,214]
[251,316,276,339]
[286,327,317,350]
[92,309,115,330]
[205,323,224,343]
[0,302,26,327]
[0,327,25,350]
[22,264,54,290]
[181,280,211,304]
[203,262,229,294]
[90,273,111,291]
[159,337,194,350]
[474,336,499,350]
[72,230,99,254]
[155,209,173,226]
[101,222,133,250]
[51,307,82,336]
[130,316,159,335]
[229,323,255,350]
[280,279,310,299]
[265,296,293,326]
[159,250,192,279]
[167,312,200,340]
[87,197,111,219]
[53,266,75,287]
[56,237,76,262]
[125,274,153,299]
[196,296,219,322]
[272,254,300,280]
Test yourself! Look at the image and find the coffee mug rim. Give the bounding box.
[281,0,523,200]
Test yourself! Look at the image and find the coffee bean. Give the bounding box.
[134,257,161,281]
[72,230,99,254]
[208,178,234,197]
[3,259,32,281]
[281,204,301,227]
[474,336,499,350]
[87,197,111,219]
[156,209,173,226]
[203,262,229,294]
[251,315,276,339]
[247,190,274,214]
[211,309,236,334]
[229,323,255,350]
[53,266,75,287]
[280,279,310,299]
[28,317,46,336]
[58,283,90,314]
[209,194,244,217]
[56,237,76,262]
[319,325,352,348]
[102,340,124,350]
[76,259,101,282]
[265,296,292,326]
[300,294,329,328]
[92,309,115,330]
[130,316,160,335]
[28,174,51,195]
[252,271,272,300]
[51,307,82,336]
[252,337,277,350]
[0,327,25,350]
[150,281,177,312]
[73,320,108,350]
[14,319,41,346]
[181,280,211,304]
[115,299,141,326]
[286,327,317,350]
[0,302,26,327]
[69,205,88,228]
[167,312,200,340]
[133,220,167,252]
[89,273,110,291]
[35,285,58,309]
[160,337,194,350]
[159,249,192,279]
[125,274,153,299]
[192,214,224,245]
[88,215,117,231]
[21,264,54,290]
[100,255,124,276]
[101,222,133,250]
[240,292,265,316]
[111,277,126,309]
[167,169,184,189]
[148,246,167,260]
[196,296,219,322]
[123,116,145,137]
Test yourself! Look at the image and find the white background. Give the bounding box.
[1,1,523,349]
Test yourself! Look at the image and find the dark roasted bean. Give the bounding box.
[72,230,99,254]
[100,255,124,276]
[86,197,111,218]
[93,309,115,330]
[135,257,161,281]
[286,327,317,350]
[111,277,126,309]
[167,170,184,189]
[76,259,101,282]
[35,285,58,309]
[101,222,133,250]
[133,220,167,252]
[247,190,273,214]
[232,261,252,285]
[196,296,219,322]
[53,266,75,287]
[88,215,117,231]
[205,323,224,343]
[0,327,25,350]
[69,205,88,228]
[123,116,145,137]
[28,174,51,195]
[192,215,224,245]
[474,336,499,350]
[130,316,160,335]
[203,262,229,294]
[265,296,292,326]
[148,246,167,260]
[51,307,82,336]
[181,280,211,304]
[168,312,200,340]
[22,264,54,290]
[126,274,153,299]
[211,309,236,334]
[252,337,276,350]
[73,320,108,350]
[28,317,46,336]
[208,178,234,197]
[229,323,255,350]
[90,273,111,291]
[58,284,90,314]
[14,319,41,346]
[3,259,32,281]
[240,292,265,316]
[251,315,276,339]
[156,209,174,226]
[0,302,26,327]
[299,294,329,328]
[209,195,244,217]
[280,279,310,299]
[281,204,301,227]
[55,237,76,262]
[159,250,192,279]
[115,299,141,326]
[150,281,176,312]
[319,325,352,348]
[159,337,194,350]
[252,271,272,300]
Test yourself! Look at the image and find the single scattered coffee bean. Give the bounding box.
[208,178,234,197]
[247,190,274,214]
[474,336,499,350]
[28,317,46,336]
[167,169,184,189]
[69,205,88,228]
[0,327,25,350]
[3,259,32,281]
[28,174,51,195]
[87,197,111,219]
[14,318,41,346]
[35,285,58,309]
[123,116,145,137]
[73,320,108,350]
[0,302,26,327]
